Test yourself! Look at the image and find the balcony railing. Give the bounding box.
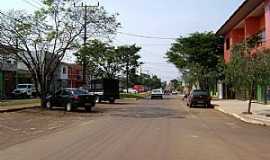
[0,62,17,71]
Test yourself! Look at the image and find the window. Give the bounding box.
[258,30,266,44]
[62,89,72,96]
[226,38,230,50]
[62,67,67,74]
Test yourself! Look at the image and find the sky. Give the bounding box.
[0,0,244,81]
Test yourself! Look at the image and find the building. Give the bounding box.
[68,64,83,88]
[217,0,270,102]
[0,45,32,98]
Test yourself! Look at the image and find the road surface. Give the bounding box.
[1,96,270,160]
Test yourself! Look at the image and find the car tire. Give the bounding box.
[109,98,115,104]
[85,106,92,112]
[66,103,72,112]
[96,96,100,103]
[46,101,52,110]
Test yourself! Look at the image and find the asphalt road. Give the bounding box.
[1,96,270,160]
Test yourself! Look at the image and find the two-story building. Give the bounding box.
[217,0,270,102]
[68,64,83,88]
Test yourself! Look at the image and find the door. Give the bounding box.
[59,89,72,106]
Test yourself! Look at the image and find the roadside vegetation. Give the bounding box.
[225,36,270,114]
[120,93,146,99]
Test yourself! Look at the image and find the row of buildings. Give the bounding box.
[0,48,84,98]
[217,0,270,103]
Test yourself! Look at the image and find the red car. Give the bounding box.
[187,90,212,108]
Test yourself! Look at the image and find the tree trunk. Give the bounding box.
[247,81,255,114]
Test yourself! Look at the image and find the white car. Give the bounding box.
[12,84,37,98]
[151,89,163,99]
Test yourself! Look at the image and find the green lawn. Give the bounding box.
[120,93,149,99]
[0,99,41,107]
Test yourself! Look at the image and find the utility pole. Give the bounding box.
[126,54,129,93]
[74,2,99,85]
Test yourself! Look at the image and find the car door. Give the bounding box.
[52,90,63,106]
[60,89,72,106]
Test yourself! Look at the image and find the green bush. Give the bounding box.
[120,93,145,99]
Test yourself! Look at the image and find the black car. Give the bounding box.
[46,88,96,112]
[187,90,211,107]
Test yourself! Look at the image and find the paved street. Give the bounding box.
[1,96,270,160]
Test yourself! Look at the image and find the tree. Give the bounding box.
[166,32,223,90]
[170,79,182,91]
[76,40,125,79]
[225,36,270,114]
[75,42,142,88]
[0,0,119,107]
[116,45,141,92]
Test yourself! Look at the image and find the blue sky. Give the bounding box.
[0,0,244,81]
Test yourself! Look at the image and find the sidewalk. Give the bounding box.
[213,99,270,126]
[0,99,40,113]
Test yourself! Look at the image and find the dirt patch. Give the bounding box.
[0,108,102,150]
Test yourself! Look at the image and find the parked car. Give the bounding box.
[46,88,96,112]
[172,91,178,95]
[187,90,211,107]
[151,89,163,99]
[11,84,37,98]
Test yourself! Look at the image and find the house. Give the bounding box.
[68,64,83,88]
[217,0,270,102]
[51,62,69,92]
[0,45,31,98]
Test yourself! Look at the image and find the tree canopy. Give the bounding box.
[166,32,223,89]
[0,0,119,107]
[75,40,142,80]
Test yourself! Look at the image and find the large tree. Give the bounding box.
[0,0,119,107]
[166,32,223,89]
[116,44,141,92]
[75,39,125,79]
[75,41,142,85]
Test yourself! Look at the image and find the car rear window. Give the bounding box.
[72,89,89,95]
[192,90,209,96]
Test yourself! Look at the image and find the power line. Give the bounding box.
[21,0,41,9]
[117,31,178,40]
[31,0,45,7]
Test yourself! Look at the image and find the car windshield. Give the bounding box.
[152,89,162,93]
[192,90,209,96]
[72,89,89,95]
[17,85,28,89]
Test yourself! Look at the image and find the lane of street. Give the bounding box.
[1,96,270,160]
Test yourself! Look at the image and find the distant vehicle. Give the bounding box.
[151,89,163,99]
[89,79,120,103]
[46,88,96,112]
[133,85,144,93]
[187,90,211,108]
[172,91,178,95]
[11,84,37,98]
[124,88,138,94]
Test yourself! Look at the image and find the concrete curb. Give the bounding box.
[0,105,40,113]
[215,107,267,126]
